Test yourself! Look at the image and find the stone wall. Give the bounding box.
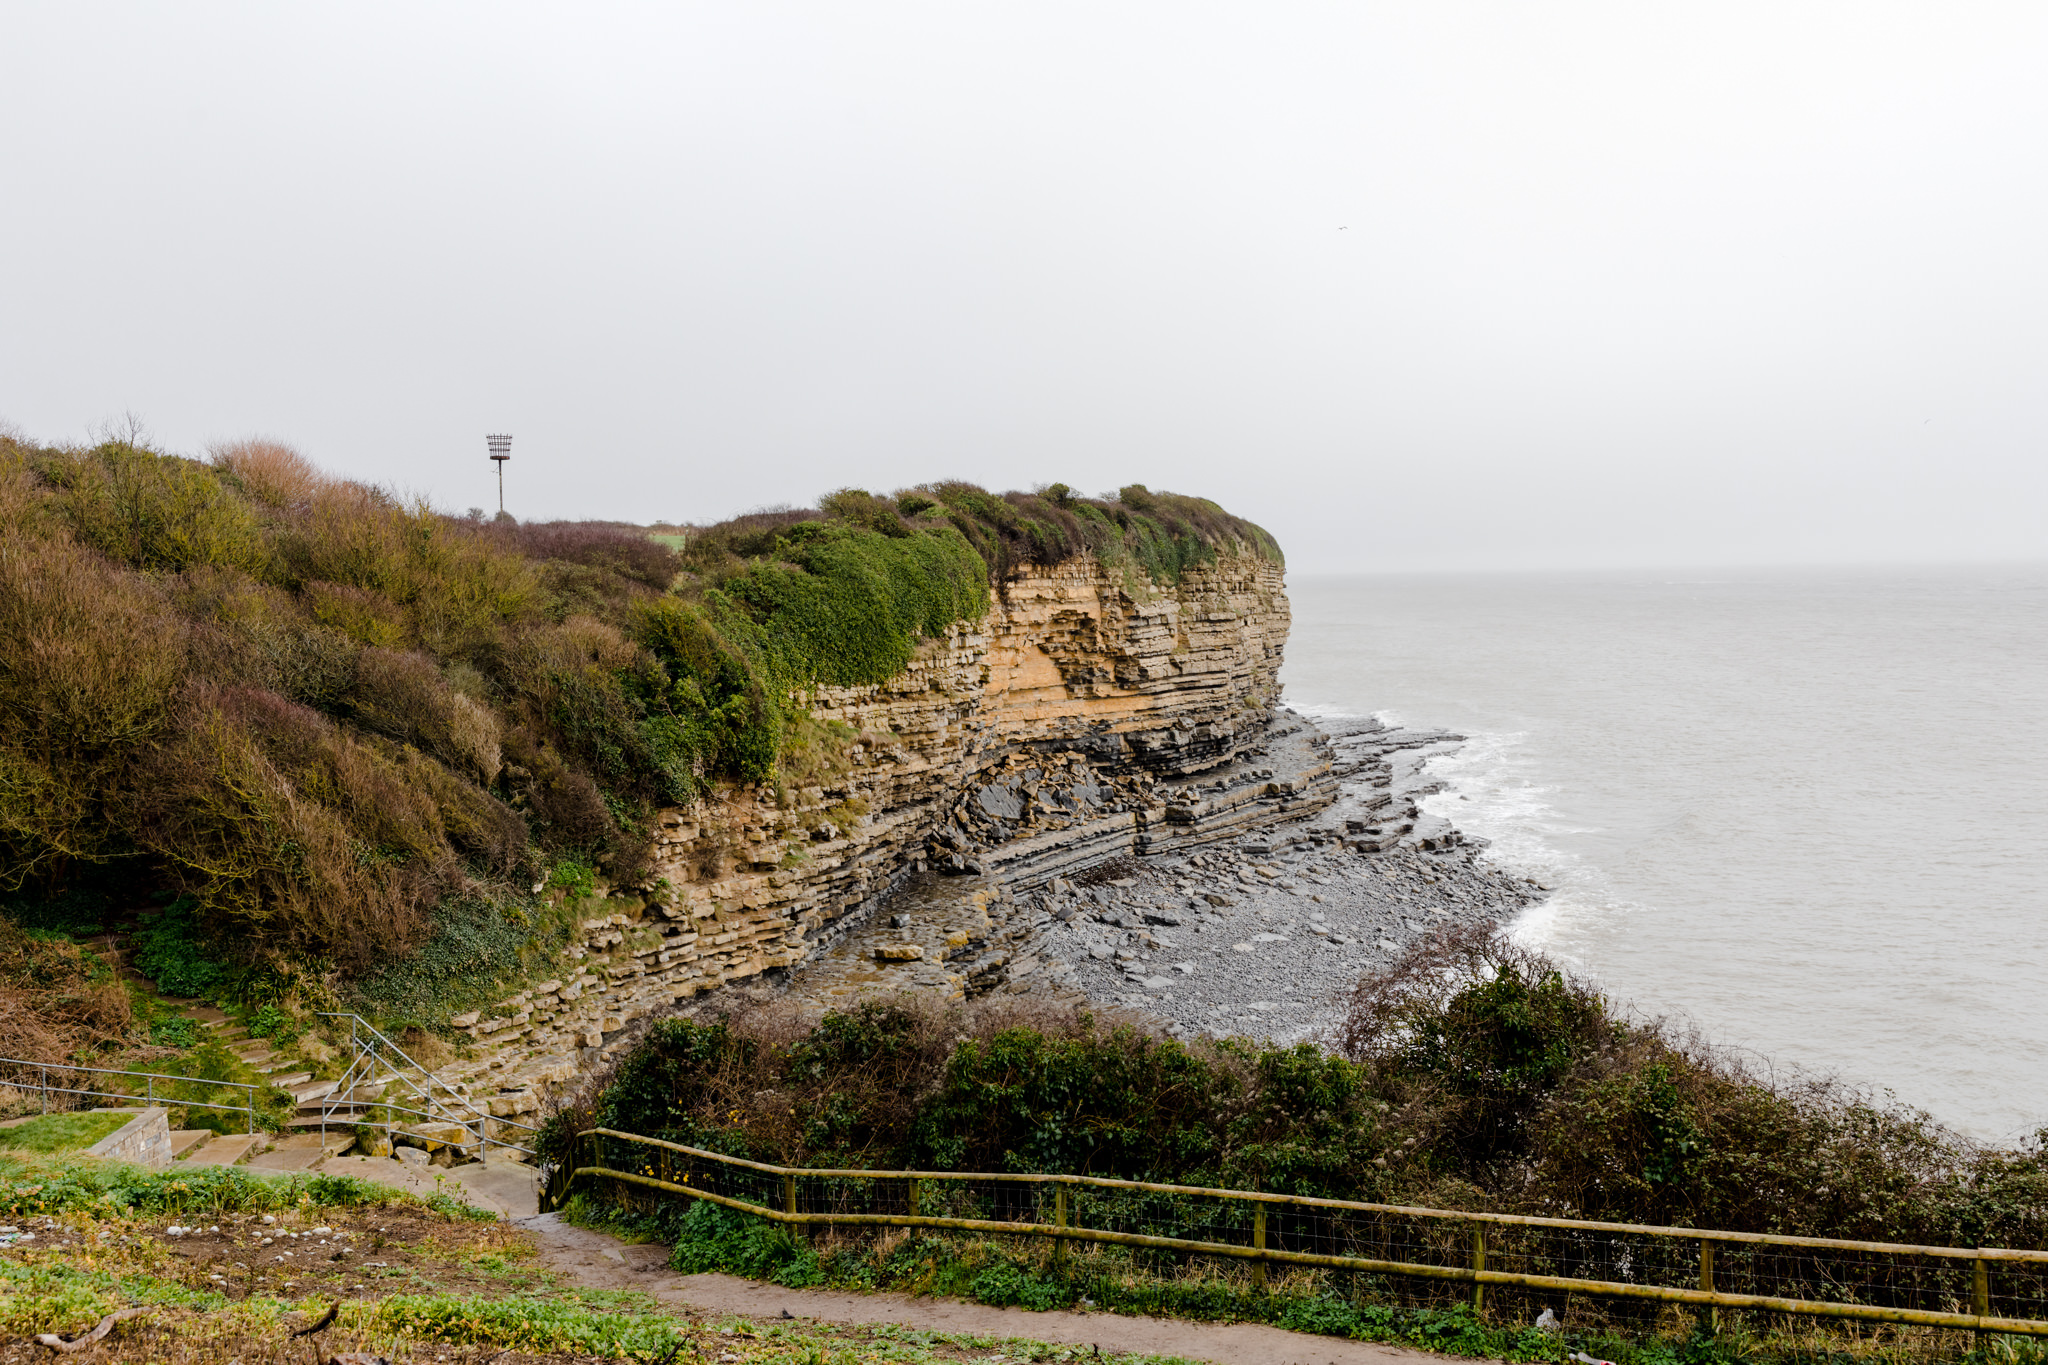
[442,547,1331,1127]
[84,1107,172,1167]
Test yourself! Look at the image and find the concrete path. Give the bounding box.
[320,1154,544,1219]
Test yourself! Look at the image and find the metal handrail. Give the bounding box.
[552,1127,2048,1341]
[309,1013,537,1160]
[0,1056,263,1134]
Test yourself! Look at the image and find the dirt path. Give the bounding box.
[513,1210,1462,1365]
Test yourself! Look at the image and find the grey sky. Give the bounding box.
[4,3,2044,572]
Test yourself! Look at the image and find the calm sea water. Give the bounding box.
[1281,565,2048,1142]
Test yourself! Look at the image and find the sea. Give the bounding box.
[1281,565,2048,1143]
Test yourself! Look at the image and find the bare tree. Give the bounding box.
[90,408,152,449]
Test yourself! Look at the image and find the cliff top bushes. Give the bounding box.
[681,480,1280,593]
[0,434,679,993]
[550,931,2048,1252]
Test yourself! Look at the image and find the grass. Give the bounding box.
[0,1150,1202,1364]
[0,1111,135,1155]
[0,1150,495,1221]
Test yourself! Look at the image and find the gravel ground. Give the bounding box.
[1038,722,1542,1044]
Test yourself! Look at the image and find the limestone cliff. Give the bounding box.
[448,547,1333,1105]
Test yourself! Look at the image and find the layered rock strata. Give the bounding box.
[434,549,1335,1121]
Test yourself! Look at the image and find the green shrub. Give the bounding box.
[45,444,270,577]
[970,1259,1064,1310]
[0,889,108,940]
[128,898,230,1000]
[244,1004,297,1044]
[666,1198,822,1286]
[148,1016,199,1048]
[344,886,578,1031]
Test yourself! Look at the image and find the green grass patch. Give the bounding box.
[364,1290,685,1357]
[0,1151,495,1221]
[0,1111,136,1155]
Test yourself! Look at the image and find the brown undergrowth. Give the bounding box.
[0,920,129,1063]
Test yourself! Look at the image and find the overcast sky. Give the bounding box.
[4,3,2044,572]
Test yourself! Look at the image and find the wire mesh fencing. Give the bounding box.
[553,1127,2048,1338]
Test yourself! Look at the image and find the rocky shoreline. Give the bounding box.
[752,710,1542,1046]
[1037,711,1541,1042]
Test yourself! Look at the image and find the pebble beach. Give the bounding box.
[1040,713,1542,1043]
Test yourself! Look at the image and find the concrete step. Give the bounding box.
[287,1079,337,1104]
[166,1129,214,1160]
[302,1089,384,1111]
[180,1133,261,1167]
[246,1130,353,1171]
[266,1071,313,1087]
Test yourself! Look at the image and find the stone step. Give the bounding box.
[287,1109,373,1127]
[246,1130,353,1171]
[266,1071,313,1088]
[166,1129,213,1160]
[180,1133,261,1167]
[287,1079,338,1104]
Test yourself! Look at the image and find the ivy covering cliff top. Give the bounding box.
[679,480,1281,591]
[0,432,1278,999]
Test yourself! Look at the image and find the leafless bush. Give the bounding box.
[209,438,329,508]
[122,683,453,972]
[0,531,189,886]
[489,519,680,590]
[0,919,132,1062]
[347,647,503,783]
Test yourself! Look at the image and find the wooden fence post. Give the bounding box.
[1252,1204,1268,1290]
[1975,1254,1991,1353]
[1472,1225,1486,1315]
[1701,1239,1716,1332]
[1054,1184,1069,1272]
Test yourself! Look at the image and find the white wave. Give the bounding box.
[1393,726,1634,967]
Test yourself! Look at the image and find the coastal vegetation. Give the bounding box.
[0,428,1273,1034]
[549,929,2048,1361]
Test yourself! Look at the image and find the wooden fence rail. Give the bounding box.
[546,1126,2048,1340]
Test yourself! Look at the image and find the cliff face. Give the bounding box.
[452,548,1333,1102]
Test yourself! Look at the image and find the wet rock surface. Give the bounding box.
[765,712,1533,1043]
[1040,714,1538,1041]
